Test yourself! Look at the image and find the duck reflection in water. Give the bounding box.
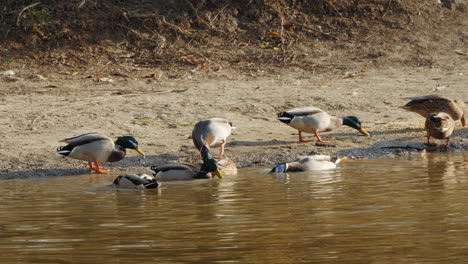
[270,155,347,173]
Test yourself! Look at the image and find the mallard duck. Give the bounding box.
[270,155,347,173]
[277,107,369,143]
[112,174,159,189]
[401,95,466,127]
[192,118,234,157]
[57,133,145,173]
[425,112,455,148]
[147,146,224,181]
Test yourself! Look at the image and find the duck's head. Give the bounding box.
[115,136,145,156]
[341,116,369,136]
[270,162,288,173]
[200,159,224,178]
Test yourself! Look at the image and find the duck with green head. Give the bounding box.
[277,106,369,143]
[147,146,223,181]
[57,133,145,173]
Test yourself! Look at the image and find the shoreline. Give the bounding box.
[1,66,467,179]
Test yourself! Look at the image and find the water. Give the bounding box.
[0,152,467,263]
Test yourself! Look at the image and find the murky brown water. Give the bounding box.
[1,152,467,263]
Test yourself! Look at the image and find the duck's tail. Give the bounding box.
[277,112,294,124]
[56,146,72,156]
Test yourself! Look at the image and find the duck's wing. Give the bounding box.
[405,95,449,102]
[148,164,193,174]
[299,155,333,162]
[285,107,325,116]
[60,133,111,145]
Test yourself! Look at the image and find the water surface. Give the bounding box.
[0,152,467,263]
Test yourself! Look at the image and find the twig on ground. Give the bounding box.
[184,0,202,21]
[162,16,189,35]
[78,0,86,9]
[291,22,339,40]
[209,3,230,28]
[328,1,344,18]
[382,0,392,18]
[16,2,41,26]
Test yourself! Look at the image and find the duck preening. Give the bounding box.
[112,174,159,189]
[277,107,369,144]
[270,155,347,173]
[401,95,466,127]
[56,133,145,173]
[425,112,455,148]
[192,118,234,157]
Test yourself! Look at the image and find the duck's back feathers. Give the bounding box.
[148,164,209,181]
[401,95,466,126]
[112,174,159,189]
[288,107,325,115]
[60,133,111,144]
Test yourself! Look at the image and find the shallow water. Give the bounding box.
[0,152,467,263]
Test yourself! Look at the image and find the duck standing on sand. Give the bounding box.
[270,155,347,173]
[192,118,234,157]
[147,146,224,181]
[112,174,159,189]
[401,95,466,127]
[425,112,455,148]
[57,133,145,173]
[277,107,369,144]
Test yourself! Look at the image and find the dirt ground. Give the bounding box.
[0,1,467,179]
[1,56,466,179]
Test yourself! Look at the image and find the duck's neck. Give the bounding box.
[108,145,126,162]
[324,116,344,131]
[200,146,213,162]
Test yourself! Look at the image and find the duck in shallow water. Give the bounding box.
[425,112,455,148]
[147,146,224,181]
[270,155,347,173]
[277,106,369,144]
[112,174,159,189]
[56,133,145,173]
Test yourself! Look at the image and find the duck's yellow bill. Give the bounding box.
[135,147,146,156]
[213,169,224,179]
[358,127,369,136]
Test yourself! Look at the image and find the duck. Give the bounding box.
[425,112,455,148]
[270,155,347,173]
[277,106,369,143]
[56,133,145,173]
[112,174,159,189]
[147,146,224,181]
[217,156,238,175]
[401,95,466,127]
[192,118,234,157]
